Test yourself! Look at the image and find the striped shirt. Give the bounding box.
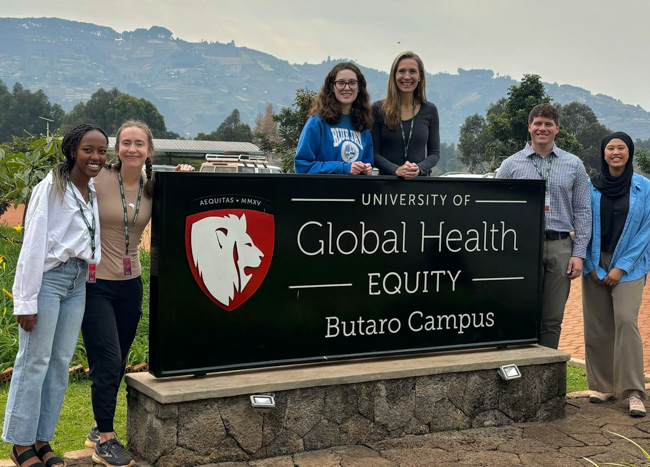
[497,143,591,258]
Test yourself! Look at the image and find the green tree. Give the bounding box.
[0,80,64,143]
[458,115,490,173]
[559,102,610,174]
[63,88,169,137]
[106,94,168,137]
[458,74,582,172]
[63,88,121,133]
[196,109,252,142]
[635,148,650,174]
[273,88,316,173]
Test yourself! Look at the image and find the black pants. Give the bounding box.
[82,277,143,433]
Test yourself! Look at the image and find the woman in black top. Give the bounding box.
[371,51,440,178]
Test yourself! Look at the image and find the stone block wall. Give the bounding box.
[127,362,566,466]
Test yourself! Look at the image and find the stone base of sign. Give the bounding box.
[125,345,568,466]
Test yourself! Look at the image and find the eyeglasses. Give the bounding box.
[333,80,359,90]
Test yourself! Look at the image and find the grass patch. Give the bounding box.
[0,380,127,458]
[567,364,588,393]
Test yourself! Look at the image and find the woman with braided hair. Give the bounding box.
[81,120,193,467]
[3,124,107,467]
[81,120,153,467]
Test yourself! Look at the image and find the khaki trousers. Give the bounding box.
[582,252,646,399]
[540,237,573,349]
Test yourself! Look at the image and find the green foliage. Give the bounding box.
[62,87,170,137]
[272,88,316,173]
[559,102,610,174]
[0,135,63,220]
[458,114,490,173]
[0,225,150,371]
[196,109,252,142]
[0,79,64,144]
[635,148,650,175]
[458,75,584,171]
[0,225,21,371]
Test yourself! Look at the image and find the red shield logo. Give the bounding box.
[185,209,274,311]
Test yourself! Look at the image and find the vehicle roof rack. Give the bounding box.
[205,153,268,162]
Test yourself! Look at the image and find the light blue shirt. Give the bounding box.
[497,143,591,258]
[585,173,650,282]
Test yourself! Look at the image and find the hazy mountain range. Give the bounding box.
[1,17,649,143]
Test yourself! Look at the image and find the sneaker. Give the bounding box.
[629,396,647,417]
[85,425,100,449]
[589,391,614,403]
[92,438,136,467]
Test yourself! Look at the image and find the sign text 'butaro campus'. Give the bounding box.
[149,173,544,377]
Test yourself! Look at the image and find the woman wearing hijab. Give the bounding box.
[583,131,650,417]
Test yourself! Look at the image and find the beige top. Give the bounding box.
[94,168,152,280]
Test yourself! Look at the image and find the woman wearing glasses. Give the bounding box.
[294,62,373,174]
[371,51,440,178]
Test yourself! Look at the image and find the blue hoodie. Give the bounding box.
[294,114,373,174]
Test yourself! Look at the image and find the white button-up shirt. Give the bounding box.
[12,171,101,315]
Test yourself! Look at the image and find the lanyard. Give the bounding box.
[531,153,553,181]
[117,171,143,256]
[67,179,96,260]
[400,101,416,160]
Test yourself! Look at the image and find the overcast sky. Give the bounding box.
[2,0,650,110]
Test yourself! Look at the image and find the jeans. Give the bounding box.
[2,258,87,445]
[82,277,143,433]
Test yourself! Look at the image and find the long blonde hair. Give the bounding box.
[110,120,155,198]
[381,51,428,130]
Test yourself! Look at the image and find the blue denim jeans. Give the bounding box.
[2,258,87,445]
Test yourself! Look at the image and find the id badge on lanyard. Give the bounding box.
[118,172,142,277]
[87,262,97,283]
[532,155,553,214]
[122,256,133,276]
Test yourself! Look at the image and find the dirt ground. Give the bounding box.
[3,204,650,374]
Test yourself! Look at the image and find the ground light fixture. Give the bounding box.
[497,364,521,381]
[250,394,276,410]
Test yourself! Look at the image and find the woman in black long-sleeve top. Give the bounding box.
[371,51,440,178]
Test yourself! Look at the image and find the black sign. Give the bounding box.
[149,173,544,377]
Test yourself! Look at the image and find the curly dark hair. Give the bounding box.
[310,62,373,131]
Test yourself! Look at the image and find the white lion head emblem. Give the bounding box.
[191,214,264,307]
